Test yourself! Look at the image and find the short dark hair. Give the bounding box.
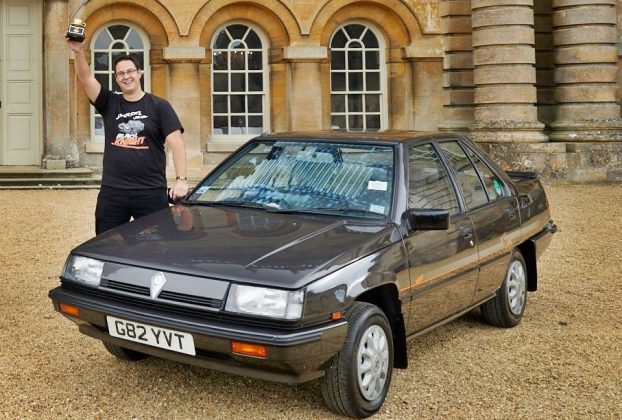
[113,55,141,72]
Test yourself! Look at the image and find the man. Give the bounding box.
[67,39,189,234]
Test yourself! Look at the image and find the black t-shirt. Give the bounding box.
[93,88,184,189]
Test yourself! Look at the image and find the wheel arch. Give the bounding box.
[518,241,537,291]
[355,283,408,369]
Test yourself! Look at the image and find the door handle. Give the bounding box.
[459,225,473,239]
[506,207,517,220]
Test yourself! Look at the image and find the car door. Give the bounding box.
[437,140,521,303]
[403,143,479,334]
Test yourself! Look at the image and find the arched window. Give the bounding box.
[330,23,386,131]
[90,23,150,140]
[211,23,269,138]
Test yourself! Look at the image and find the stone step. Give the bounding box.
[0,176,102,189]
[0,166,95,179]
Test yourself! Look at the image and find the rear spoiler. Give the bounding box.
[506,171,538,180]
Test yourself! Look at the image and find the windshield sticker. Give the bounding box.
[369,204,385,214]
[368,180,388,191]
[196,186,210,194]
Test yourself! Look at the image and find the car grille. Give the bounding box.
[99,279,223,310]
[101,279,149,296]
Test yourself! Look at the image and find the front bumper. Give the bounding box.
[49,286,347,383]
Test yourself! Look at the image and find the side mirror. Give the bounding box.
[405,208,449,232]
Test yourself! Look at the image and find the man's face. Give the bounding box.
[114,59,142,93]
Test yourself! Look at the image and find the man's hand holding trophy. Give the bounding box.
[66,19,86,42]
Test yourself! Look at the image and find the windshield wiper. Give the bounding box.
[267,207,384,217]
[194,200,272,210]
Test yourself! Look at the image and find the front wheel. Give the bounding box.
[481,249,528,328]
[320,302,393,418]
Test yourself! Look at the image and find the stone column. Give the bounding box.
[44,0,74,167]
[439,0,475,132]
[163,47,205,178]
[284,46,327,130]
[550,0,622,141]
[470,0,547,143]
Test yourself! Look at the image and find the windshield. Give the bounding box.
[189,140,395,218]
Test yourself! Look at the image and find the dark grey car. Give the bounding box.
[49,132,556,418]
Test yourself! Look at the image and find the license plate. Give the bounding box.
[106,316,196,356]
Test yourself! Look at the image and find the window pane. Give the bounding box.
[439,142,488,209]
[362,30,379,48]
[245,30,261,49]
[464,146,507,200]
[332,115,346,129]
[112,42,125,50]
[213,51,228,70]
[230,51,246,70]
[231,116,245,132]
[228,24,248,41]
[365,94,380,112]
[111,51,125,64]
[213,116,229,134]
[112,78,121,93]
[348,72,364,91]
[213,95,228,113]
[348,115,364,131]
[213,73,228,92]
[94,31,112,49]
[108,25,129,40]
[332,94,346,112]
[331,51,345,70]
[345,24,365,40]
[366,115,381,130]
[248,51,262,70]
[248,95,262,113]
[348,40,363,50]
[365,51,379,69]
[348,94,363,112]
[94,53,109,71]
[248,73,262,91]
[214,30,230,49]
[231,95,245,113]
[349,51,363,70]
[129,52,144,70]
[95,73,110,89]
[231,73,246,92]
[248,116,263,134]
[126,30,143,49]
[94,115,104,136]
[366,72,380,91]
[332,73,346,91]
[331,30,347,48]
[408,145,459,214]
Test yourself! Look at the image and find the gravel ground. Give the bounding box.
[0,183,621,419]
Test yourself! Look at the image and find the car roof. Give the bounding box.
[257,130,462,145]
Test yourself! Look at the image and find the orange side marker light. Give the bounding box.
[231,341,267,358]
[330,311,342,320]
[59,303,80,317]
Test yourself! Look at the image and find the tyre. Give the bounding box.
[102,341,149,361]
[481,249,527,328]
[320,302,393,418]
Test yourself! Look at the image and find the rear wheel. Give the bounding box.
[320,302,393,418]
[481,249,527,328]
[102,341,148,361]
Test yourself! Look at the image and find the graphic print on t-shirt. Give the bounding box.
[113,111,149,149]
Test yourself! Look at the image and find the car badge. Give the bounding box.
[150,272,166,299]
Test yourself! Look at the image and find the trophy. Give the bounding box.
[66,19,86,42]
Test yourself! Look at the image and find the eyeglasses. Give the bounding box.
[115,68,138,78]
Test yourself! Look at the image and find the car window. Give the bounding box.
[191,141,395,218]
[408,144,460,214]
[460,144,509,201]
[438,141,488,209]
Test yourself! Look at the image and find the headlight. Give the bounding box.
[62,255,104,287]
[225,285,304,320]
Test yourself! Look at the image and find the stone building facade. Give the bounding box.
[1,0,622,181]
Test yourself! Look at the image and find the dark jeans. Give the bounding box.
[95,186,168,234]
